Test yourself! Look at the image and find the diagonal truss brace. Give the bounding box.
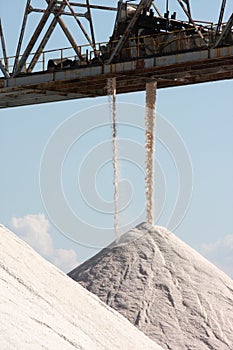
[13,0,58,76]
[180,0,192,18]
[19,0,82,75]
[13,0,31,74]
[215,0,227,39]
[0,60,10,79]
[215,13,233,48]
[152,1,162,17]
[27,1,72,73]
[15,0,102,75]
[0,19,8,71]
[64,0,101,62]
[177,0,208,46]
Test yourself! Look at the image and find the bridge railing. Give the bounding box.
[1,23,232,77]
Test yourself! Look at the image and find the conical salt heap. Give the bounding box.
[69,223,233,350]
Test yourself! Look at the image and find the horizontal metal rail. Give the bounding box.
[0,24,232,77]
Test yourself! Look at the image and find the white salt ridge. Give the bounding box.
[69,223,233,350]
[0,224,163,350]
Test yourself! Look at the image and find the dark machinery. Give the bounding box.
[0,1,233,108]
[0,0,233,76]
[46,0,233,69]
[104,0,232,63]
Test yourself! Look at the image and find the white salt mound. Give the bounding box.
[69,223,233,350]
[0,224,163,350]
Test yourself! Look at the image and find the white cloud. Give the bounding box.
[200,234,233,279]
[52,249,78,272]
[11,214,54,257]
[11,214,78,272]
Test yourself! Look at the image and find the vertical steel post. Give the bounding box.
[86,0,97,56]
[145,81,157,225]
[166,0,169,14]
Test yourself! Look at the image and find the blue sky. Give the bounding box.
[1,1,233,275]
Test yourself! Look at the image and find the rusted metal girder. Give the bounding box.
[181,0,191,18]
[86,0,97,57]
[0,19,8,71]
[152,2,162,17]
[63,2,117,11]
[27,2,68,73]
[13,0,31,73]
[215,0,227,39]
[64,0,100,61]
[43,0,82,63]
[177,0,208,45]
[1,45,233,108]
[0,60,10,79]
[215,13,233,48]
[26,0,101,68]
[28,7,88,18]
[13,0,85,76]
[108,0,152,64]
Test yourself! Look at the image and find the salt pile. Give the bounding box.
[69,223,233,350]
[0,224,163,350]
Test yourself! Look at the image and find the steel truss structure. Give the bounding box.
[0,0,233,108]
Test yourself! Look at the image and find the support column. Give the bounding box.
[107,77,119,241]
[145,81,157,225]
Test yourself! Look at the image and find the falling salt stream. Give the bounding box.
[107,77,120,242]
[107,78,157,237]
[145,81,157,225]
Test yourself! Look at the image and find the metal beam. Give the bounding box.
[215,0,227,39]
[13,0,57,76]
[64,0,102,62]
[61,2,117,11]
[64,0,94,49]
[0,19,8,70]
[13,0,31,73]
[44,0,82,62]
[215,13,233,48]
[177,0,208,45]
[152,2,162,17]
[27,2,69,73]
[182,0,192,18]
[86,0,97,56]
[1,48,233,108]
[108,0,152,64]
[0,60,10,79]
[28,7,88,18]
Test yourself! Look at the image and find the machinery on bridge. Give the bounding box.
[1,1,232,234]
[0,0,233,77]
[0,1,233,108]
[104,1,231,63]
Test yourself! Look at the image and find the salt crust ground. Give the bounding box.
[69,223,233,350]
[0,224,163,350]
